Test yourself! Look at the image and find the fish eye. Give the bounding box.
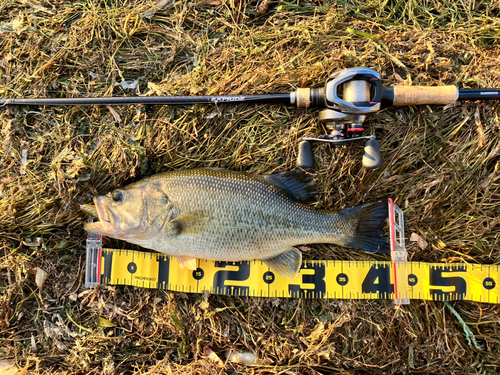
[112,191,124,202]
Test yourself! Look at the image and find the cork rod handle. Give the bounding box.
[392,86,458,106]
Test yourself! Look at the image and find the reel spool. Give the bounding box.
[296,68,383,170]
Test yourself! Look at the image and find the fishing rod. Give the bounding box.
[2,67,499,169]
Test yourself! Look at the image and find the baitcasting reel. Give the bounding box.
[291,67,383,170]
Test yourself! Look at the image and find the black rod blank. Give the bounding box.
[2,89,500,108]
[458,89,500,101]
[0,94,292,107]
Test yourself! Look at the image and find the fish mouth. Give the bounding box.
[83,196,120,235]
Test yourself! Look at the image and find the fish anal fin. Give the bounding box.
[263,248,302,280]
[177,256,197,270]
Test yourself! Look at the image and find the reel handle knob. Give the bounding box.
[297,140,314,169]
[362,138,382,169]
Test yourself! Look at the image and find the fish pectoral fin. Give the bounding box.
[168,210,210,235]
[263,248,302,280]
[177,256,197,270]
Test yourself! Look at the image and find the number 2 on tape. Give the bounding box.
[213,261,251,295]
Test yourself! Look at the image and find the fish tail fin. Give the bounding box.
[341,199,390,254]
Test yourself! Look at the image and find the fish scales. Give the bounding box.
[148,170,349,260]
[84,168,390,279]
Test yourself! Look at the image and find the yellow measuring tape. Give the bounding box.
[84,200,500,303]
[90,249,499,303]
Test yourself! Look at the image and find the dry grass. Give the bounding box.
[1,0,500,373]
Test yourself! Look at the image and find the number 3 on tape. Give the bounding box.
[289,263,326,298]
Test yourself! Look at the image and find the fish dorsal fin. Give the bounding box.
[258,170,317,202]
[168,210,210,236]
[263,248,302,279]
[177,256,197,270]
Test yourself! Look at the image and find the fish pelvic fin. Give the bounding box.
[177,256,197,270]
[340,198,390,254]
[263,247,302,279]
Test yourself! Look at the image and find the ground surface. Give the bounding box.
[1,0,500,373]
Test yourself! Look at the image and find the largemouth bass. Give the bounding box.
[84,169,390,279]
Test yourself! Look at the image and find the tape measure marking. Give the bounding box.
[93,249,500,303]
